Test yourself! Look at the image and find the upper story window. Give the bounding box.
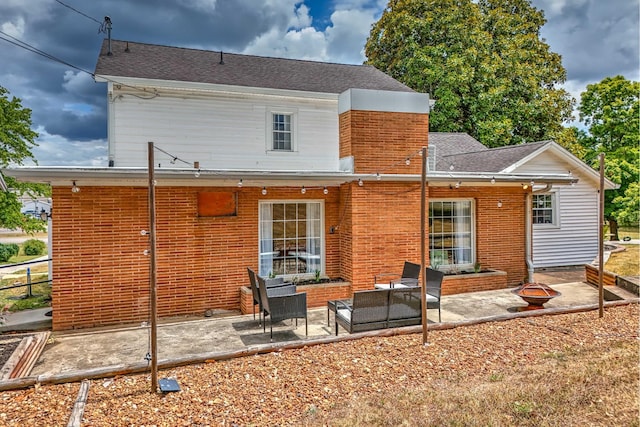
[429,199,475,271]
[533,193,557,226]
[272,113,292,151]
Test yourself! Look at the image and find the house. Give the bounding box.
[429,133,617,268]
[2,40,576,331]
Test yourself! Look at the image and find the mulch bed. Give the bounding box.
[0,303,637,426]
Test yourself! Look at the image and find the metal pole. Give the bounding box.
[598,153,605,318]
[27,267,32,298]
[420,146,428,345]
[148,141,158,392]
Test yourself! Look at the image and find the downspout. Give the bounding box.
[526,184,553,282]
[525,192,533,283]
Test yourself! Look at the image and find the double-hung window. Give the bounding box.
[272,113,292,151]
[259,201,323,278]
[532,193,557,225]
[429,199,474,270]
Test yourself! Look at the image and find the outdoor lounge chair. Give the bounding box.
[256,275,307,341]
[374,261,421,289]
[425,267,444,322]
[247,268,296,326]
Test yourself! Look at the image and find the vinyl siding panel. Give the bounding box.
[110,91,339,171]
[513,151,599,268]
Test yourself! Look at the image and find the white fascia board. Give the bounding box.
[96,75,338,103]
[2,167,577,188]
[338,88,430,114]
[500,141,618,190]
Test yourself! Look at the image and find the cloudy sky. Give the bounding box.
[0,0,638,166]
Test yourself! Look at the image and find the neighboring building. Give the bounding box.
[429,133,617,268]
[3,40,575,330]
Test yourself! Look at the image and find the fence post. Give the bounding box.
[27,267,32,298]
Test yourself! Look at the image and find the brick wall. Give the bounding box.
[51,185,341,330]
[339,110,428,174]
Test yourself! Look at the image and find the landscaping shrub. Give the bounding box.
[22,239,46,256]
[0,243,20,262]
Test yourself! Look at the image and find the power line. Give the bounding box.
[0,30,93,76]
[53,0,102,25]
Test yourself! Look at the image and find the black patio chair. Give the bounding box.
[374,261,421,288]
[247,268,296,326]
[256,275,307,341]
[425,267,444,322]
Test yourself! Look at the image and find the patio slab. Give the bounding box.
[28,281,603,378]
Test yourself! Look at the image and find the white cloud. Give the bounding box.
[179,0,218,14]
[62,71,94,95]
[1,16,25,38]
[326,8,378,63]
[31,127,107,167]
[243,26,328,61]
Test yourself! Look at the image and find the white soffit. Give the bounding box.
[338,88,430,114]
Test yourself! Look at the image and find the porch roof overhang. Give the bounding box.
[1,167,578,188]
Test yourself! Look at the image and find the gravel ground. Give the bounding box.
[0,304,638,426]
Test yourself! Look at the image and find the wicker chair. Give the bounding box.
[247,268,296,326]
[256,275,307,341]
[425,267,444,322]
[374,261,421,288]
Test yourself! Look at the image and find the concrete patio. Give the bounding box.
[28,279,618,378]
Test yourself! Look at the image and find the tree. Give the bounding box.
[365,0,574,147]
[578,75,640,240]
[0,85,48,233]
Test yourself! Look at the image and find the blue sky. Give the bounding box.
[0,0,638,166]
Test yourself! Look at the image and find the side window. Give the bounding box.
[532,193,556,225]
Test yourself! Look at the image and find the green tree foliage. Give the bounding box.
[365,0,574,147]
[0,85,48,233]
[578,76,640,234]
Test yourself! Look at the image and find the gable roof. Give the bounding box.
[441,140,551,172]
[94,40,414,94]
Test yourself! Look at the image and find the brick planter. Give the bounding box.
[240,282,352,315]
[441,270,508,295]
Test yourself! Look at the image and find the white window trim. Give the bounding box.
[532,191,560,229]
[258,199,325,280]
[266,108,298,153]
[428,198,476,272]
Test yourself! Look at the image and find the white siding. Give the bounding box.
[110,90,339,171]
[514,151,599,268]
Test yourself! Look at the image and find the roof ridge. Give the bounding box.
[105,39,373,69]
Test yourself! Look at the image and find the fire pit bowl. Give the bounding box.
[512,282,561,309]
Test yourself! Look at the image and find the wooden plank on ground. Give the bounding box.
[67,380,90,427]
[0,336,32,380]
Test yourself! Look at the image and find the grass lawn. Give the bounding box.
[616,225,639,240]
[0,241,50,312]
[605,245,640,277]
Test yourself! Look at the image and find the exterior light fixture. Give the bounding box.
[358,178,363,187]
[323,187,328,195]
[455,181,460,189]
[71,181,80,193]
[376,172,381,181]
[530,180,535,187]
[301,186,306,194]
[261,187,267,195]
[522,183,528,190]
[497,200,502,208]
[405,158,411,166]
[237,179,243,188]
[490,177,495,184]
[194,169,200,178]
[39,209,51,221]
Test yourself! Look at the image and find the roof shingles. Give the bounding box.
[94,40,414,94]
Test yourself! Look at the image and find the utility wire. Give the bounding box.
[54,0,102,25]
[0,30,93,76]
